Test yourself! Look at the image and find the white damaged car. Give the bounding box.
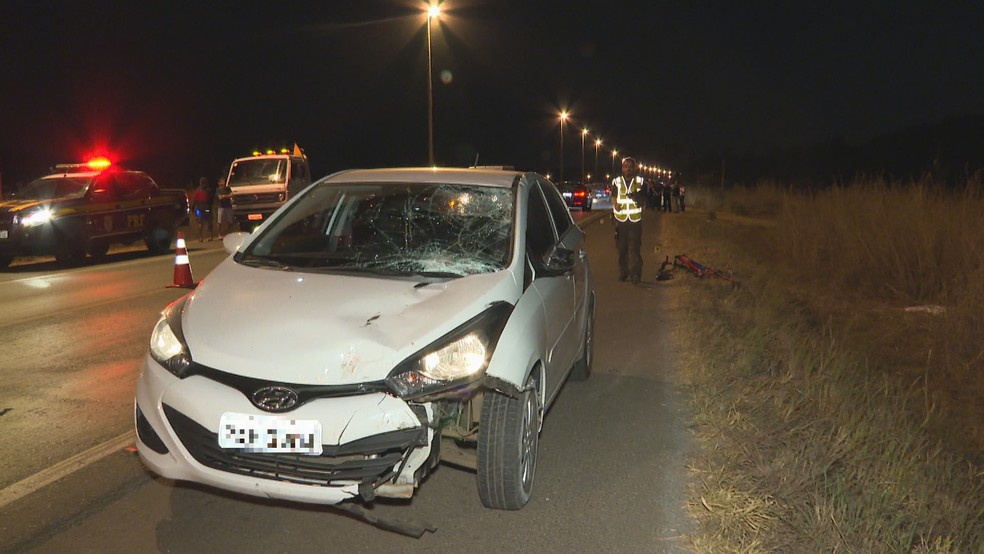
[135,167,594,511]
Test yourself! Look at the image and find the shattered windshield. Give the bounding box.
[14,176,91,200]
[240,181,514,277]
[228,159,287,186]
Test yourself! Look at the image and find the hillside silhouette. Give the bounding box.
[686,115,984,187]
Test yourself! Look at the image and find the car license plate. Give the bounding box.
[218,412,323,455]
[247,213,263,221]
[0,230,7,239]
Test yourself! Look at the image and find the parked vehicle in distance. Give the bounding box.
[557,180,593,211]
[135,167,595,514]
[225,146,311,231]
[0,158,189,268]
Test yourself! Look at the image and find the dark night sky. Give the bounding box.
[2,1,983,186]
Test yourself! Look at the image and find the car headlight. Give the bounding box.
[386,302,513,401]
[149,295,193,377]
[18,207,53,227]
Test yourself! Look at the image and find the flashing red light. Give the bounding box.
[574,191,586,197]
[86,157,112,170]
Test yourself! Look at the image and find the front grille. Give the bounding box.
[232,192,281,205]
[163,404,425,487]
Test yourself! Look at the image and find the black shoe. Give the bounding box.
[619,275,628,282]
[631,276,640,284]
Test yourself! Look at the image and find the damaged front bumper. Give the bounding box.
[135,355,439,505]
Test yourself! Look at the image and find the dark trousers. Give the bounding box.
[615,219,643,281]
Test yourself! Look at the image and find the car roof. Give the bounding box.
[42,169,144,180]
[41,171,100,179]
[233,154,304,161]
[320,167,525,188]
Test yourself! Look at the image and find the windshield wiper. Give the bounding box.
[239,255,293,270]
[319,266,462,279]
[408,271,461,279]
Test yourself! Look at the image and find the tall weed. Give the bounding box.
[664,187,984,551]
[771,176,984,304]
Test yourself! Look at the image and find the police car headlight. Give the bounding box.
[19,208,53,227]
[149,296,193,377]
[386,302,512,400]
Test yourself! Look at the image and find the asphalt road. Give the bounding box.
[0,208,695,553]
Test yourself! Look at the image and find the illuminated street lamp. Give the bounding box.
[594,138,601,181]
[611,148,618,173]
[559,111,568,182]
[580,128,588,183]
[426,3,442,166]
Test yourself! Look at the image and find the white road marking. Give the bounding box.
[0,431,135,510]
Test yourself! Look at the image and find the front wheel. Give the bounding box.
[145,225,174,254]
[477,374,541,510]
[89,242,109,259]
[54,235,87,266]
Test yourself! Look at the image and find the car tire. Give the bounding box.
[145,225,174,254]
[0,255,12,269]
[569,296,594,381]
[54,235,87,266]
[477,373,541,510]
[89,242,109,259]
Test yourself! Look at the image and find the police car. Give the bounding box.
[0,158,189,267]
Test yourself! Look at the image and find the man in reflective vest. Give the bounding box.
[610,157,647,284]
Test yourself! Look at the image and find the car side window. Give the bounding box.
[538,179,572,237]
[290,160,307,183]
[90,175,119,202]
[115,173,147,200]
[526,183,555,262]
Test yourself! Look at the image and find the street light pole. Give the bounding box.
[426,4,441,166]
[594,138,601,181]
[580,128,587,183]
[559,111,568,183]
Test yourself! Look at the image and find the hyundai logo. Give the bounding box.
[251,386,299,412]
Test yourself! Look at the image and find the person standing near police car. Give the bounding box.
[215,176,234,238]
[610,157,647,284]
[191,177,215,242]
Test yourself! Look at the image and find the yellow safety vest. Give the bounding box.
[612,175,643,222]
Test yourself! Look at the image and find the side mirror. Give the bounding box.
[223,232,250,254]
[90,188,115,202]
[541,245,577,275]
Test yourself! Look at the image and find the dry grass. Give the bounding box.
[664,177,984,552]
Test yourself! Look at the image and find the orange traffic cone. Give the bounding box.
[167,232,197,289]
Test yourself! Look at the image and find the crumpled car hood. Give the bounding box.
[181,258,518,385]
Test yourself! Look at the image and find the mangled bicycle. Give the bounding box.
[657,254,736,282]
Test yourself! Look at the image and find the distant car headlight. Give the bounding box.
[386,302,513,401]
[149,295,193,377]
[18,207,53,227]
